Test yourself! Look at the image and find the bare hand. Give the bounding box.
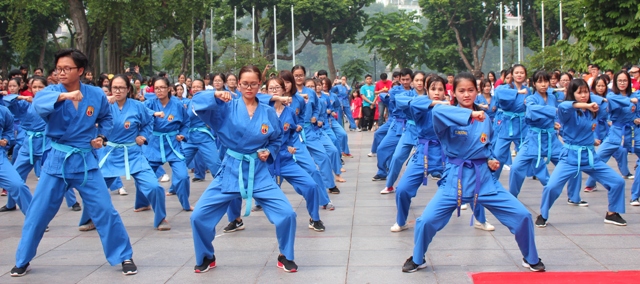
[215,91,232,102]
[479,104,489,110]
[296,125,302,132]
[65,90,83,101]
[91,137,104,149]
[554,122,561,130]
[0,139,7,147]
[517,89,528,94]
[258,150,270,162]
[554,88,565,92]
[154,111,165,118]
[310,117,317,124]
[176,135,185,142]
[631,98,638,104]
[594,139,601,146]
[488,159,500,171]
[471,111,486,122]
[19,96,33,103]
[326,109,332,114]
[317,121,324,128]
[135,136,146,146]
[587,102,599,112]
[301,94,309,100]
[287,146,296,155]
[107,95,117,104]
[634,118,640,125]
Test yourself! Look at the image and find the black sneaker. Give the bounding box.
[341,159,345,165]
[192,177,204,182]
[10,263,29,277]
[372,174,386,181]
[223,219,245,233]
[309,219,325,232]
[604,213,627,226]
[328,187,340,194]
[121,259,137,275]
[535,215,547,228]
[277,254,298,272]
[72,202,82,211]
[194,255,216,273]
[522,258,545,272]
[567,199,588,207]
[402,257,428,273]
[0,205,17,212]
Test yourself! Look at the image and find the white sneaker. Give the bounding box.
[390,223,408,232]
[380,186,395,194]
[630,199,640,206]
[474,220,495,231]
[503,165,511,171]
[367,152,376,157]
[460,203,469,210]
[160,174,170,182]
[118,187,128,195]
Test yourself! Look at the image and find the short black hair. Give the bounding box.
[8,69,22,78]
[54,48,88,75]
[380,73,387,80]
[20,65,28,71]
[399,68,413,78]
[317,70,328,76]
[365,74,372,79]
[392,71,400,78]
[35,67,44,73]
[568,68,576,73]
[158,71,167,77]
[591,64,600,70]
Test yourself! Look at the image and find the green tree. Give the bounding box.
[419,0,501,73]
[340,58,369,83]
[295,0,375,78]
[361,10,424,69]
[563,0,640,69]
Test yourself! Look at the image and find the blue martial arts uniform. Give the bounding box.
[386,89,419,188]
[144,96,191,210]
[16,83,133,268]
[313,90,342,175]
[190,92,296,265]
[411,104,539,266]
[182,93,221,179]
[375,86,411,179]
[493,84,531,179]
[371,92,391,154]
[332,84,356,129]
[0,104,32,214]
[540,101,626,220]
[509,91,563,196]
[79,98,167,228]
[327,92,350,155]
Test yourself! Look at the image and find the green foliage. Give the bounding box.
[340,58,370,83]
[361,10,424,69]
[419,0,501,73]
[564,0,640,68]
[216,38,271,75]
[523,43,572,71]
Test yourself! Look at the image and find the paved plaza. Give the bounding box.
[1,130,640,283]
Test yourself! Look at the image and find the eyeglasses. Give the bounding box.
[112,87,128,93]
[617,80,629,83]
[55,67,79,74]
[293,75,305,79]
[155,86,168,90]
[268,86,282,92]
[239,82,261,89]
[213,80,224,83]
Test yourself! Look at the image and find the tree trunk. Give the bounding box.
[107,22,123,74]
[180,40,190,75]
[68,0,89,53]
[38,29,47,68]
[324,35,337,80]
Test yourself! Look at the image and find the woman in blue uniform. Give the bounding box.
[508,71,563,197]
[0,102,31,215]
[493,65,531,179]
[78,75,170,230]
[322,78,350,157]
[11,49,136,277]
[143,77,192,211]
[403,72,543,273]
[190,65,298,273]
[537,79,627,227]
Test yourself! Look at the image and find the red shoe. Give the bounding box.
[1,189,7,196]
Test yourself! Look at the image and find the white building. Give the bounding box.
[377,0,421,15]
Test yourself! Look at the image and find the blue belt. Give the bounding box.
[152,130,185,163]
[50,141,92,187]
[189,126,216,141]
[612,122,635,153]
[448,157,485,226]
[530,127,555,167]
[418,138,439,185]
[406,119,416,126]
[99,141,137,180]
[25,130,45,165]
[563,143,595,178]
[226,149,258,217]
[502,111,525,142]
